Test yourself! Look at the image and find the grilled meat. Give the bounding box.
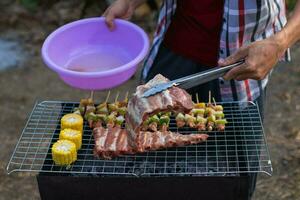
[93,126,208,159]
[126,74,194,148]
[93,127,133,159]
[89,75,231,159]
[136,131,208,152]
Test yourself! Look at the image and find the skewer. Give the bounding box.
[185,114,196,128]
[115,91,120,103]
[125,91,129,103]
[208,90,211,105]
[117,92,128,115]
[107,91,119,114]
[105,90,111,103]
[159,115,170,132]
[95,91,110,116]
[106,90,119,128]
[90,90,94,101]
[196,93,199,104]
[148,115,159,132]
[212,97,217,106]
[84,94,97,128]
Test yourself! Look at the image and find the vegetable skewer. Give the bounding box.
[176,113,185,128]
[148,115,159,131]
[185,114,196,128]
[75,91,227,132]
[117,92,128,116]
[193,93,206,131]
[159,113,171,131]
[108,91,119,113]
[96,91,110,115]
[212,97,227,131]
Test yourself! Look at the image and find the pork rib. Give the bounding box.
[126,74,194,148]
[93,127,208,159]
[136,131,208,152]
[93,127,133,159]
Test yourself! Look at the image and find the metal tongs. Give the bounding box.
[142,60,245,98]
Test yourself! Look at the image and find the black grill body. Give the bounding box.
[37,174,249,200]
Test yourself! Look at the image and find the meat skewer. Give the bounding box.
[175,113,186,128]
[91,91,111,128]
[215,119,227,131]
[118,92,129,107]
[148,115,159,132]
[196,116,207,131]
[205,91,215,131]
[193,93,207,131]
[141,118,150,131]
[212,97,227,131]
[96,91,110,115]
[84,98,96,128]
[117,92,128,116]
[214,101,224,121]
[90,90,94,101]
[185,114,196,128]
[106,113,116,128]
[73,97,91,116]
[88,92,128,129]
[207,115,216,131]
[84,91,98,128]
[141,112,171,132]
[115,115,125,128]
[159,113,171,132]
[108,91,119,113]
[87,91,114,128]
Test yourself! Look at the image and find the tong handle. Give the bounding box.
[174,59,245,89]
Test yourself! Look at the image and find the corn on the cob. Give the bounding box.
[52,140,77,166]
[59,129,82,150]
[61,113,83,133]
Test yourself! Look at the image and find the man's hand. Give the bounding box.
[219,0,300,81]
[103,0,146,30]
[218,35,287,81]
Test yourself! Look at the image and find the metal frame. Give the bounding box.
[7,100,272,176]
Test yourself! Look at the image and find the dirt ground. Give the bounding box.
[0,1,300,200]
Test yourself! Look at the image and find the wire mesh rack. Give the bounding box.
[7,100,272,177]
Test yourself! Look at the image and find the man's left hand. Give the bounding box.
[218,35,286,81]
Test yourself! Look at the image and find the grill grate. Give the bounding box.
[7,101,272,176]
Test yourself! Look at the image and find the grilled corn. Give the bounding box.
[52,140,77,166]
[61,113,83,133]
[59,128,82,150]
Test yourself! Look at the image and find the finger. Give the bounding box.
[105,11,116,30]
[219,46,248,66]
[102,9,108,17]
[121,14,132,20]
[235,74,252,81]
[223,63,250,80]
[218,58,225,65]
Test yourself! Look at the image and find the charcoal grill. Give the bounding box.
[7,99,272,200]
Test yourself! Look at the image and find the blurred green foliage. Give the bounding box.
[286,0,297,11]
[20,0,39,11]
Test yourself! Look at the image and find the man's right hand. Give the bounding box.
[103,0,145,30]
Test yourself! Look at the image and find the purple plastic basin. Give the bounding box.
[42,17,149,90]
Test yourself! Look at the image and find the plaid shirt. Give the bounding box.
[142,0,290,102]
